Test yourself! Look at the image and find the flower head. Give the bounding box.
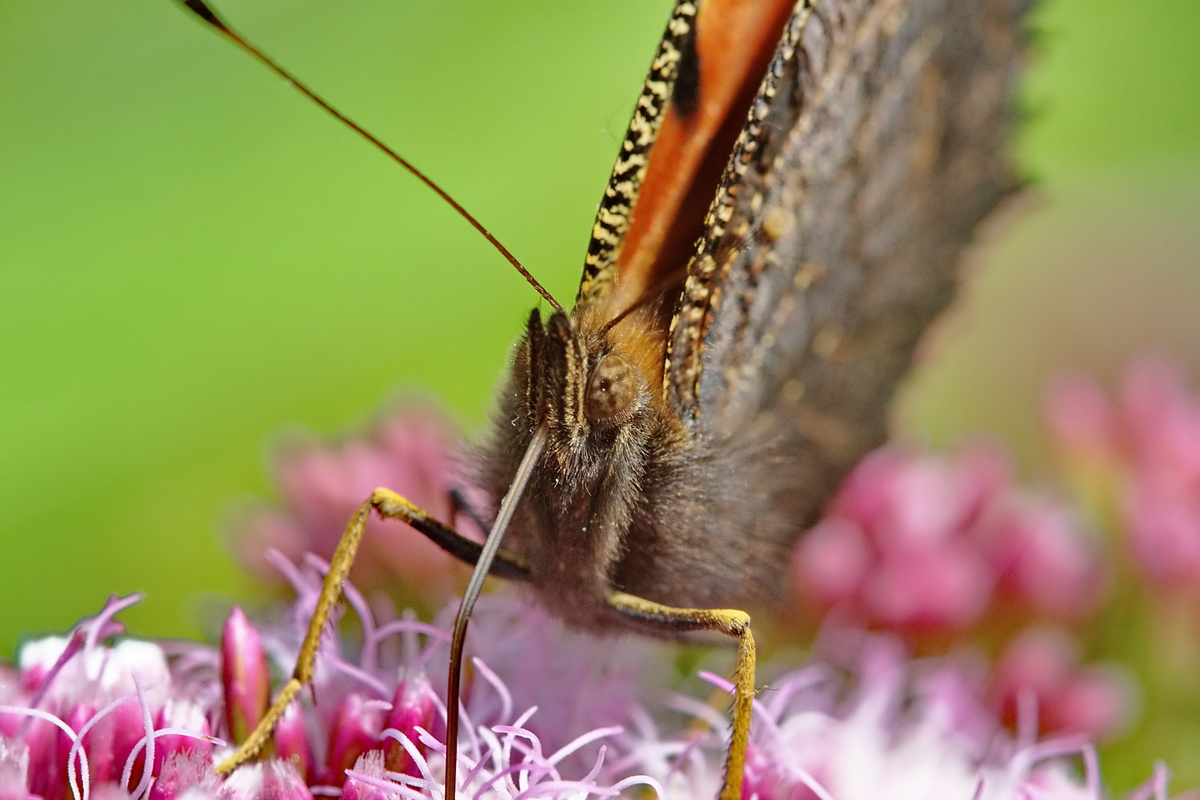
[0,594,221,800]
[623,635,1139,800]
[0,576,1178,799]
[1046,357,1200,593]
[987,626,1134,740]
[228,405,471,607]
[791,443,1104,635]
[0,556,676,800]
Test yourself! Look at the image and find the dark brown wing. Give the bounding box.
[667,0,1028,481]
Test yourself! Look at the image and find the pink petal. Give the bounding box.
[793,518,871,604]
[1043,371,1117,459]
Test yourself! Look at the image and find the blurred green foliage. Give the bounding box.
[0,1,1198,784]
[1021,0,1200,172]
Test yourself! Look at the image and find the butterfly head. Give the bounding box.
[512,307,672,473]
[483,305,682,609]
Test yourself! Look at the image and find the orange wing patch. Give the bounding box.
[601,0,797,322]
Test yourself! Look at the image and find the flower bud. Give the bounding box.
[274,700,313,783]
[383,675,436,778]
[221,606,270,746]
[324,694,381,787]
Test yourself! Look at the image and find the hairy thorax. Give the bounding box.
[474,304,816,634]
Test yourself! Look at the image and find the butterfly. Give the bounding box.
[179,0,1025,796]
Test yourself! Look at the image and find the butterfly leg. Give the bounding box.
[608,592,756,800]
[214,487,529,775]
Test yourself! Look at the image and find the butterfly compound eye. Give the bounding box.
[585,353,639,422]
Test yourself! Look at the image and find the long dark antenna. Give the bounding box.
[178,0,565,315]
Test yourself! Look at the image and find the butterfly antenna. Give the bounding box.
[177,0,565,315]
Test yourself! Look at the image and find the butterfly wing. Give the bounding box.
[559,0,1027,557]
[577,0,797,325]
[667,0,1028,496]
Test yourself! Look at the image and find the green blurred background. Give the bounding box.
[0,0,1197,673]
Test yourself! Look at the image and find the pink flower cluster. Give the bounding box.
[0,567,664,800]
[251,550,668,789]
[1046,356,1200,593]
[0,593,221,800]
[732,638,1115,800]
[987,627,1133,742]
[228,406,470,606]
[0,583,1167,800]
[792,442,1104,634]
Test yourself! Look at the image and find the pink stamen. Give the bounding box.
[482,727,545,792]
[544,726,623,768]
[510,780,615,800]
[492,709,541,785]
[83,593,143,663]
[17,627,85,740]
[345,772,426,800]
[759,665,830,722]
[67,690,140,800]
[377,728,435,784]
[608,774,665,796]
[1016,687,1039,750]
[324,654,390,698]
[660,691,726,734]
[126,674,156,800]
[266,549,319,605]
[470,658,513,727]
[697,670,775,730]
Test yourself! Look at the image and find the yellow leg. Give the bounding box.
[214,487,529,775]
[608,592,756,800]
